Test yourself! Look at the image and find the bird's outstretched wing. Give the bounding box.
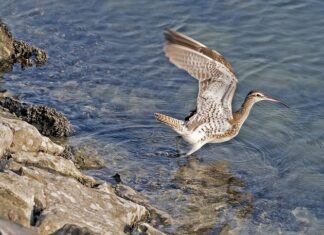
[164,30,238,122]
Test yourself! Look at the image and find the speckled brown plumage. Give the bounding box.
[155,30,288,156]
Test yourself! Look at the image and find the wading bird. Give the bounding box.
[155,30,288,156]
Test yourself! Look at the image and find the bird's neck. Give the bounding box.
[233,97,256,125]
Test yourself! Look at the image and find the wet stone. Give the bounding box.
[60,145,105,170]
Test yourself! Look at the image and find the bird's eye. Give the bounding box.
[256,94,262,97]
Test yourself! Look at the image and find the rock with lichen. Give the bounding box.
[0,97,73,137]
[0,19,47,72]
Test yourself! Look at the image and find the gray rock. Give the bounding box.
[0,167,45,228]
[0,109,166,235]
[0,111,94,186]
[11,151,97,187]
[0,114,64,155]
[0,164,149,235]
[0,122,13,156]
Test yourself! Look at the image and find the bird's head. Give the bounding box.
[247,90,289,108]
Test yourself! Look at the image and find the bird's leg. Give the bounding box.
[175,136,182,156]
[186,142,204,157]
[173,136,189,157]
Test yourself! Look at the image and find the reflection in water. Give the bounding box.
[170,157,252,234]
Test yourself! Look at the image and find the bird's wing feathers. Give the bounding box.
[164,30,238,120]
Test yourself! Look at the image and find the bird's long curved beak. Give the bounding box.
[265,95,289,108]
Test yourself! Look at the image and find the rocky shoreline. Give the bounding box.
[0,18,256,235]
[0,19,167,235]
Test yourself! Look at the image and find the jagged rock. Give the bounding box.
[0,97,72,137]
[0,163,149,235]
[0,107,166,235]
[0,168,45,228]
[0,19,47,72]
[0,110,94,186]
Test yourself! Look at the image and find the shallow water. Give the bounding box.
[1,0,324,234]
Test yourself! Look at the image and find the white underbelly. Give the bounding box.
[182,131,205,145]
[182,125,238,145]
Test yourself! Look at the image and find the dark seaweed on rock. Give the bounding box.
[12,39,47,69]
[0,97,72,137]
[52,224,98,235]
[0,19,47,72]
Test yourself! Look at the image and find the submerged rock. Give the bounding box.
[115,183,172,227]
[0,19,47,73]
[0,97,72,137]
[61,145,105,170]
[170,158,253,234]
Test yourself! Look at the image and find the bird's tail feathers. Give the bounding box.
[154,113,186,134]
